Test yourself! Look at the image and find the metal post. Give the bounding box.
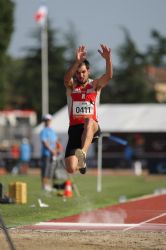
[96,133,127,192]
[97,133,110,192]
[97,135,102,192]
[41,20,49,116]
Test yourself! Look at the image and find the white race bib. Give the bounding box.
[73,101,94,116]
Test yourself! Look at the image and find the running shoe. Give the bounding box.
[79,164,87,174]
[75,148,87,174]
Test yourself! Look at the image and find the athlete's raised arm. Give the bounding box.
[64,45,87,88]
[93,44,113,90]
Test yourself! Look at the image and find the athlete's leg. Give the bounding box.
[75,118,99,173]
[81,118,99,154]
[65,125,83,174]
[65,155,78,174]
[65,121,99,174]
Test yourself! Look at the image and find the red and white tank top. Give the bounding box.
[67,79,100,126]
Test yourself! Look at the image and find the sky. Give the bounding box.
[8,0,166,67]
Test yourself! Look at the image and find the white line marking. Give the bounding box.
[32,221,166,231]
[123,212,166,231]
[35,222,139,228]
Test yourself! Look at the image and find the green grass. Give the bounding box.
[0,172,166,228]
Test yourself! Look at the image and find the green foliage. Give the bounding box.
[0,0,14,55]
[145,30,166,66]
[102,28,157,104]
[10,22,67,119]
[0,0,14,108]
[0,173,166,227]
[108,67,156,103]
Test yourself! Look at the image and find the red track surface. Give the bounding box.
[23,194,166,232]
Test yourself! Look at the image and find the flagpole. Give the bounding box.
[34,4,49,116]
[41,19,49,116]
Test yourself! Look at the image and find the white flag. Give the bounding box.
[34,5,48,26]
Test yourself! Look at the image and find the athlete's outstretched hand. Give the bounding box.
[98,44,112,60]
[76,45,87,63]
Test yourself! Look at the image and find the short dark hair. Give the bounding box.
[79,59,90,69]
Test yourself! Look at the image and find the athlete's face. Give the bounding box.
[75,64,90,85]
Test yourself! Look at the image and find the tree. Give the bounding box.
[11,21,69,120]
[0,0,14,108]
[101,28,156,103]
[145,30,166,66]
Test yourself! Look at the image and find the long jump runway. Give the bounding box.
[23,194,166,232]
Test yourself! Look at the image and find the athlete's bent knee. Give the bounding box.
[65,157,77,174]
[66,166,75,174]
[84,118,98,133]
